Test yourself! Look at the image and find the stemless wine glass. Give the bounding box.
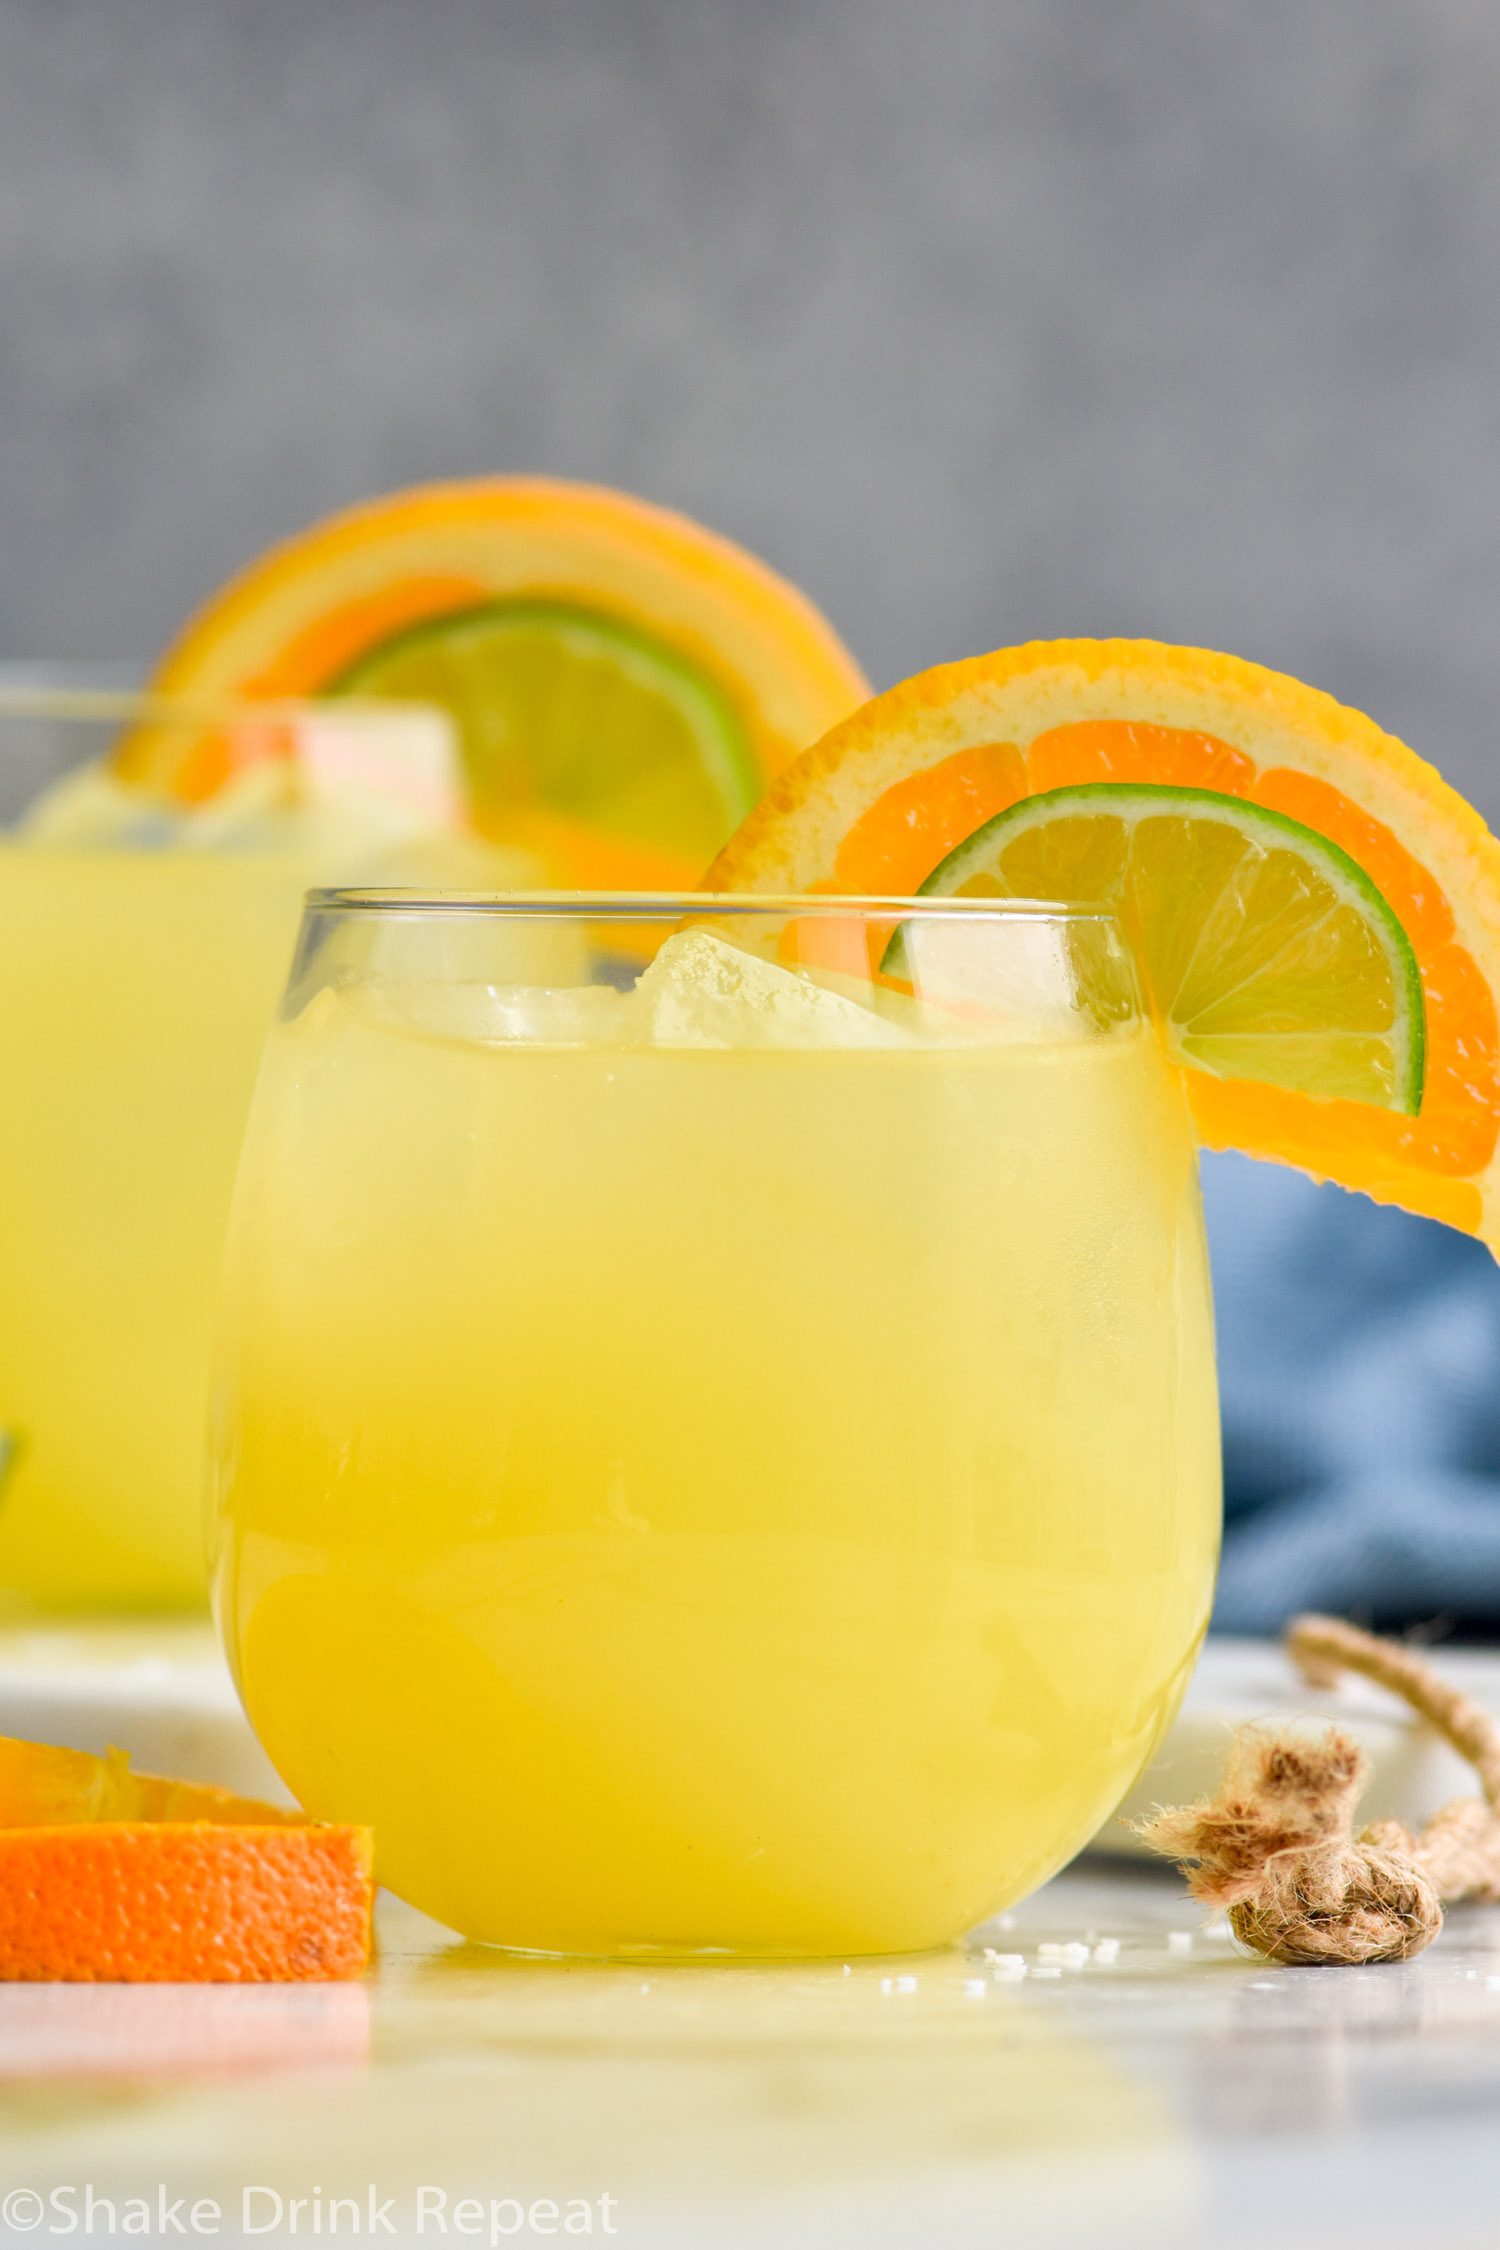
[0,689,479,1612]
[211,892,1221,1957]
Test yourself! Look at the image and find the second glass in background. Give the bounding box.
[0,690,510,1610]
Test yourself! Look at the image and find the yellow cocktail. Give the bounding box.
[0,847,341,1606]
[0,695,489,1609]
[212,895,1220,1955]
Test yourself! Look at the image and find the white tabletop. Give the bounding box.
[2,1629,1499,2247]
[0,1857,1496,2246]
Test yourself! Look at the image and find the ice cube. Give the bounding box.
[13,705,469,864]
[314,903,590,1002]
[896,915,1088,1040]
[348,977,634,1049]
[15,761,185,847]
[636,928,909,1049]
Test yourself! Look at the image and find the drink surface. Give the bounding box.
[0,848,319,1607]
[214,953,1221,1955]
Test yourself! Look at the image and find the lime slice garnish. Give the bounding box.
[328,599,761,869]
[917,782,1425,1112]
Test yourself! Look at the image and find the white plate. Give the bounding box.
[0,1619,289,1800]
[1096,1633,1500,1855]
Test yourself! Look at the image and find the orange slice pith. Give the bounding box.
[0,1736,372,1982]
[706,639,1500,1245]
[124,479,870,885]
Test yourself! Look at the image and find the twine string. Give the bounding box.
[1134,1613,1500,1965]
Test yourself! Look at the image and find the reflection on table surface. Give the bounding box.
[1,1864,1498,2248]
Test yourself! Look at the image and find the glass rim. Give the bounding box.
[301,888,1119,925]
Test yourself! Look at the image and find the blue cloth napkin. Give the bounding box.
[1202,1150,1500,1634]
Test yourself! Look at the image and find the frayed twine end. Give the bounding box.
[1132,1615,1500,1966]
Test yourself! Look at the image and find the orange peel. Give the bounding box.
[0,1737,372,1982]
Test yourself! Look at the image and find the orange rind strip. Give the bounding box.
[0,1738,372,1983]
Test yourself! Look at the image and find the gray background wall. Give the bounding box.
[4,0,1500,814]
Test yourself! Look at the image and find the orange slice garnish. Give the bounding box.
[707,639,1500,1243]
[122,480,869,885]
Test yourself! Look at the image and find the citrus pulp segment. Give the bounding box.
[327,598,759,879]
[916,783,1425,1114]
[706,639,1500,1242]
[126,479,870,882]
